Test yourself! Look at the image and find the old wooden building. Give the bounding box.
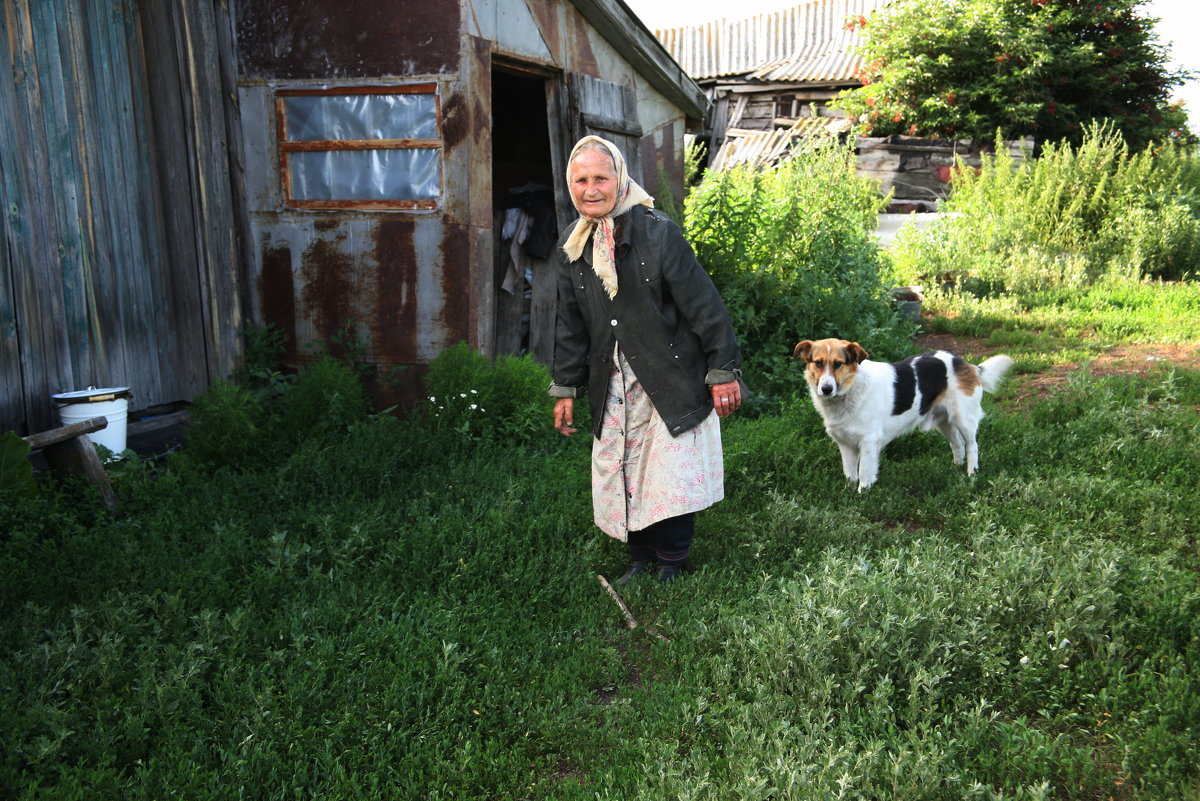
[654,0,889,168]
[653,0,1028,210]
[1,0,706,435]
[236,0,706,411]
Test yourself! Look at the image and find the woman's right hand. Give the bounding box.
[554,398,578,436]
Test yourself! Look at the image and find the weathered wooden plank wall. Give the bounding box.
[0,0,244,435]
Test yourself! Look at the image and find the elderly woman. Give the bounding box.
[549,135,743,584]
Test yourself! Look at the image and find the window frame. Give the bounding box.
[275,84,443,211]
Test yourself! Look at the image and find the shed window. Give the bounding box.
[276,85,441,210]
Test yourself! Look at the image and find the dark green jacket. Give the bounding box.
[549,205,742,438]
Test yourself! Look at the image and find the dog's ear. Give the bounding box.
[792,341,814,361]
[845,342,869,363]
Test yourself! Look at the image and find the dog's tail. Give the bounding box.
[977,355,1014,394]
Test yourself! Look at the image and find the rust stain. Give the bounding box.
[237,0,459,79]
[441,91,470,152]
[527,0,562,62]
[440,222,472,344]
[260,244,298,358]
[567,8,600,77]
[469,36,492,150]
[651,125,682,201]
[373,218,418,363]
[299,236,355,358]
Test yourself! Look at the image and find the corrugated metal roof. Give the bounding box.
[655,0,891,83]
[709,117,851,170]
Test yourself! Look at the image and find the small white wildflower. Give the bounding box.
[1020,656,1030,665]
[469,404,478,410]
[429,396,436,402]
[460,393,467,398]
[470,389,478,394]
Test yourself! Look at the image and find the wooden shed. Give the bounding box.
[655,0,889,167]
[0,0,706,435]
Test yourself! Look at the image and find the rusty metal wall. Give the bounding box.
[236,0,462,80]
[237,0,489,411]
[235,0,697,411]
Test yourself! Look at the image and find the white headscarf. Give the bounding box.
[562,136,654,299]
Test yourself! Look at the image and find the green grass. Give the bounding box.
[3,294,1200,799]
[921,279,1200,374]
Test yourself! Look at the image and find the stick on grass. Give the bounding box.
[597,574,669,641]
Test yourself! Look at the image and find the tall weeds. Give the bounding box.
[686,139,912,403]
[891,123,1200,293]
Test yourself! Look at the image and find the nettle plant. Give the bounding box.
[833,0,1191,148]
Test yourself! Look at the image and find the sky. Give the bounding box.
[623,0,1200,135]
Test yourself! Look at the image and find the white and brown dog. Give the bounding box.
[793,338,1014,491]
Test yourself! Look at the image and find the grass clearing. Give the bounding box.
[4,279,1200,799]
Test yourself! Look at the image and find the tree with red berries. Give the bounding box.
[832,0,1192,147]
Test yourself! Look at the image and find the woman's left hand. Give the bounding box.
[710,381,742,418]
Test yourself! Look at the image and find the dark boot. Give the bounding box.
[648,513,693,585]
[658,562,687,583]
[614,560,653,586]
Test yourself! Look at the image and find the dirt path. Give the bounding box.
[915,332,1200,406]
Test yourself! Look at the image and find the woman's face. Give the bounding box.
[569,147,619,218]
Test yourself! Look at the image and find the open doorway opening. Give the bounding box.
[491,67,557,363]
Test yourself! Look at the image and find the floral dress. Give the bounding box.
[592,346,724,541]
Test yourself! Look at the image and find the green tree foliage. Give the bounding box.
[833,0,1192,147]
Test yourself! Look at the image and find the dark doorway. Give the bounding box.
[491,68,557,362]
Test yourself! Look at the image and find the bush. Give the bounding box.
[280,354,371,440]
[891,124,1200,293]
[186,338,371,468]
[183,379,264,468]
[685,139,915,404]
[419,342,567,447]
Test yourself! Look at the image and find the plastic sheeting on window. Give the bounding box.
[288,149,440,201]
[281,92,440,201]
[283,94,437,141]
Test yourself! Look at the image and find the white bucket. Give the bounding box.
[52,387,131,458]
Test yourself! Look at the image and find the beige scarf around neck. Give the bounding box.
[562,136,654,299]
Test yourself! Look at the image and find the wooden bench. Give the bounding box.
[23,416,118,512]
